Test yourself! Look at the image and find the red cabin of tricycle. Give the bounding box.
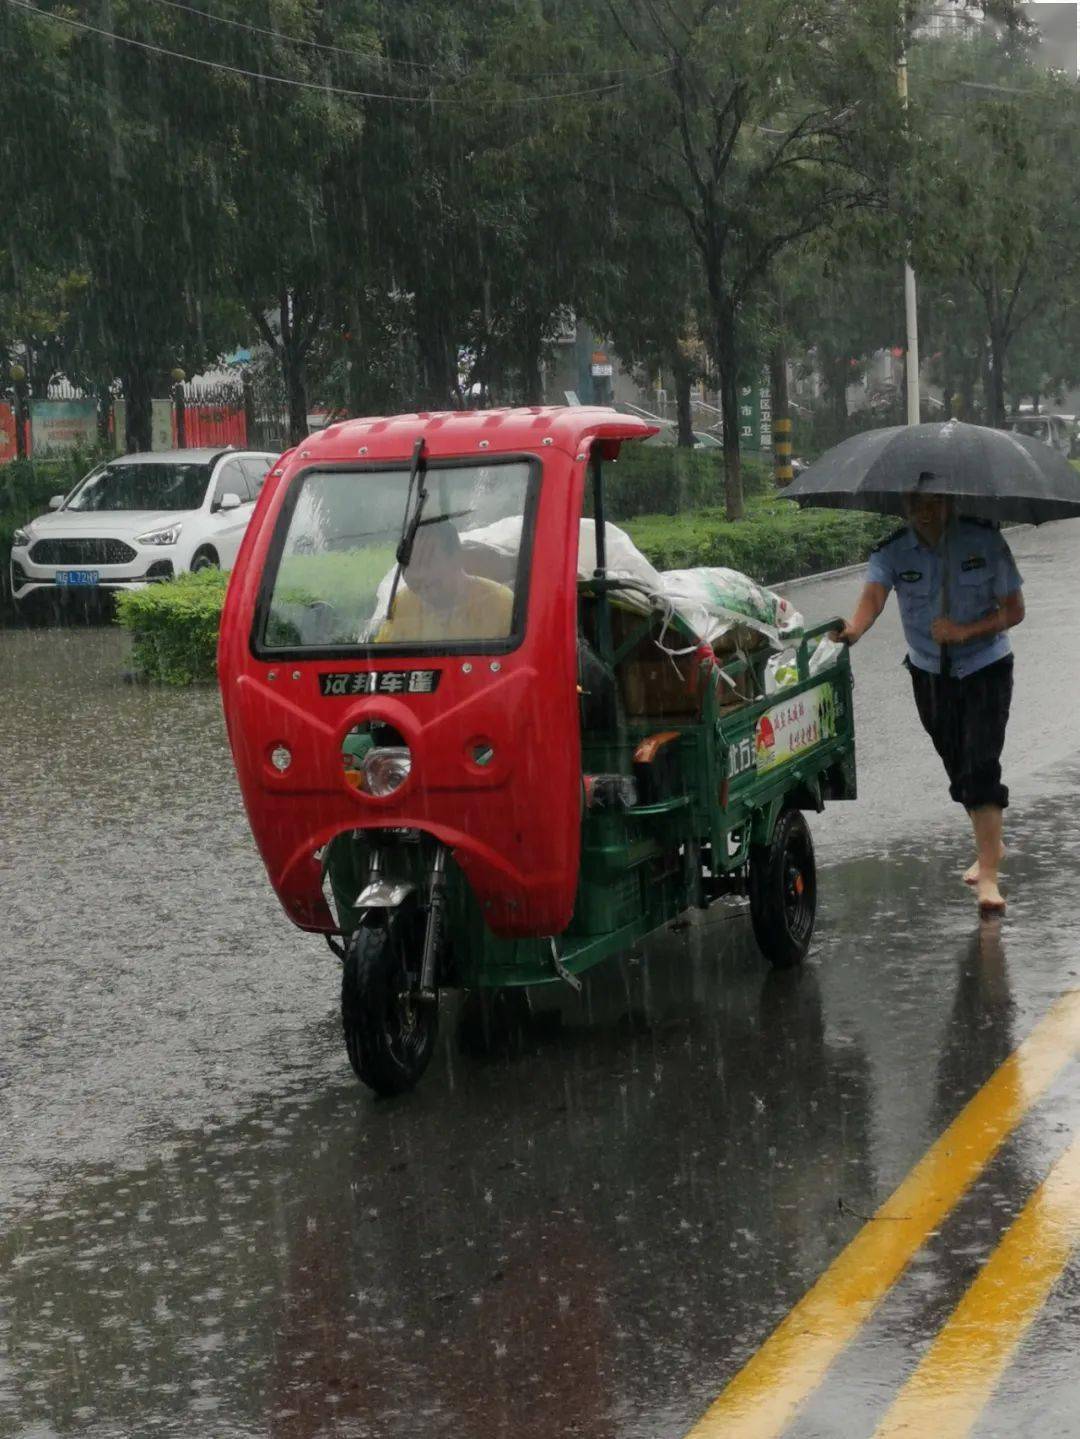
[217,406,657,940]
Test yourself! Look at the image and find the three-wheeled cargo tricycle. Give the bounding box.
[219,407,856,1095]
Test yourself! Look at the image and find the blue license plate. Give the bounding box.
[56,570,100,587]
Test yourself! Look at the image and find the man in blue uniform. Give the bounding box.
[833,490,1024,914]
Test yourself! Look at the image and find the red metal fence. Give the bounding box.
[173,404,247,448]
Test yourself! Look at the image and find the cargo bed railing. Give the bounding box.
[795,618,847,683]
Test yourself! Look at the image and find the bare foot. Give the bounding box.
[977,874,1007,915]
[964,848,1005,886]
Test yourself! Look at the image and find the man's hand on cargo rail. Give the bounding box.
[830,581,889,648]
[829,622,861,646]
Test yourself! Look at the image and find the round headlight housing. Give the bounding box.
[362,745,412,797]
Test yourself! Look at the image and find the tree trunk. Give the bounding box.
[713,321,743,521]
[97,386,112,445]
[672,350,695,448]
[242,369,256,447]
[979,342,994,424]
[942,384,954,421]
[958,361,977,423]
[125,370,153,452]
[283,346,309,446]
[13,380,28,459]
[987,324,1008,429]
[415,301,460,409]
[521,317,544,407]
[821,350,849,435]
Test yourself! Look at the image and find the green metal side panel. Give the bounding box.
[324,650,856,990]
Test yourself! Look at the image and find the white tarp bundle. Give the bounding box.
[457,516,807,650]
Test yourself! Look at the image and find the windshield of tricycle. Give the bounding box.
[256,458,539,654]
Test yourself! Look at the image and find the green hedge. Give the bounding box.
[602,445,773,520]
[625,496,894,586]
[114,569,229,685]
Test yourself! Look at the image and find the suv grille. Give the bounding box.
[29,537,138,565]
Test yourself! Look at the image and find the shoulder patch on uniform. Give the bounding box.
[870,526,908,554]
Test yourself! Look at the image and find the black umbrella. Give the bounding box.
[780,420,1080,525]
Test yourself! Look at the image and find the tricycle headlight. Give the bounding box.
[362,746,412,797]
[136,522,182,546]
[12,528,30,548]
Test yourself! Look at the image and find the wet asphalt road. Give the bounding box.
[2,520,1080,1438]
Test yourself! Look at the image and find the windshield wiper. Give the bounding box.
[396,437,429,569]
[386,437,428,621]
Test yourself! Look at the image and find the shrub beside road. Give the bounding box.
[625,498,893,585]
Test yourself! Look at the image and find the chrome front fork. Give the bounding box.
[418,845,448,1001]
[353,841,447,1002]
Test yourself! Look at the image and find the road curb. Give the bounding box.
[776,560,868,591]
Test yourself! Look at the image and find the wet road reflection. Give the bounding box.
[0,923,876,1438]
[3,519,1080,1437]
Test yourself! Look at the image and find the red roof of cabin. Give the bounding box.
[291,406,658,464]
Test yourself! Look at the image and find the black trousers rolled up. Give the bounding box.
[907,655,1013,811]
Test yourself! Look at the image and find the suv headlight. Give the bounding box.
[362,746,412,797]
[136,522,182,546]
[11,528,30,548]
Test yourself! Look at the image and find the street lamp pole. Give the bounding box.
[898,14,921,425]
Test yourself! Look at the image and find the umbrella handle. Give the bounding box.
[939,516,952,666]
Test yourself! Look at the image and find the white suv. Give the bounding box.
[9,447,278,610]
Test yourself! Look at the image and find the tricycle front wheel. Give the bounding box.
[748,808,817,969]
[341,905,438,1096]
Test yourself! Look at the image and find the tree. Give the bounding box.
[0,1,248,448]
[581,0,902,517]
[908,27,1080,426]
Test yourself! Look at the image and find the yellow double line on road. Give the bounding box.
[685,989,1080,1439]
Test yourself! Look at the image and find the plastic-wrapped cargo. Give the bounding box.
[764,637,845,694]
[658,567,803,650]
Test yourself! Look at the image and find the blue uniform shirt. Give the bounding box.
[866,520,1023,678]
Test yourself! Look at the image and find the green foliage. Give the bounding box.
[3,0,1074,469]
[584,0,902,516]
[273,549,395,611]
[265,548,396,645]
[625,498,893,586]
[907,30,1080,421]
[605,447,772,520]
[113,570,229,686]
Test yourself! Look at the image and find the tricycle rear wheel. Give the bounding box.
[748,808,817,969]
[341,905,437,1096]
